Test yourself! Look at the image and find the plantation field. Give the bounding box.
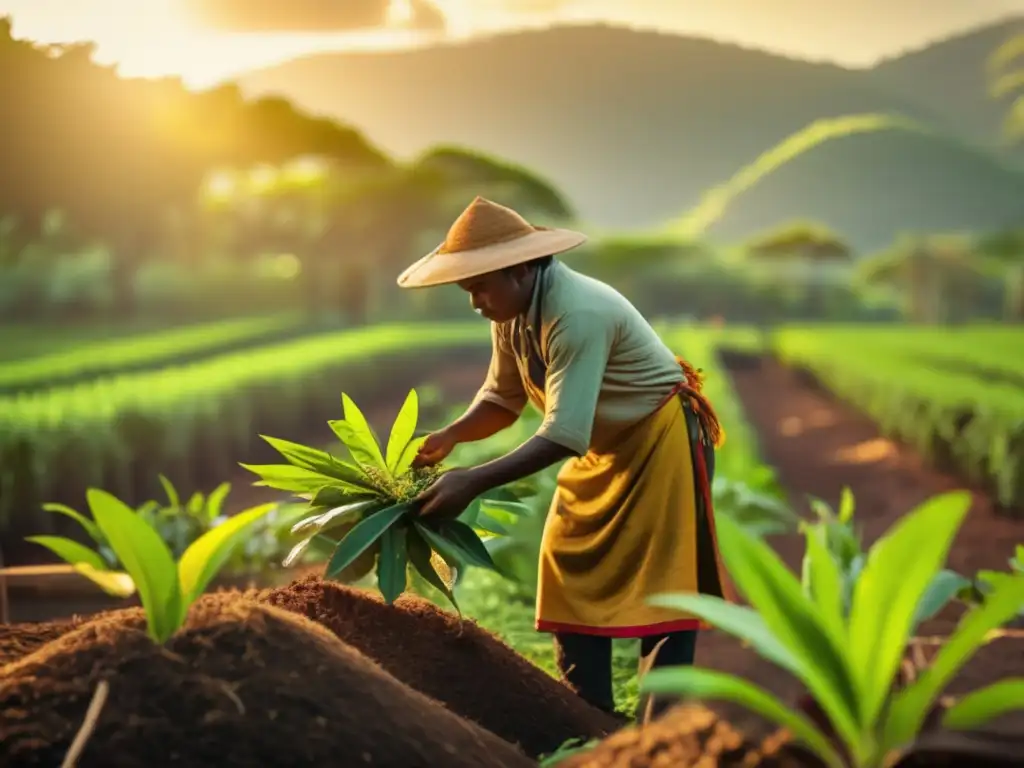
[5,320,1023,542]
[3,317,1024,766]
[0,313,310,393]
[774,325,1024,509]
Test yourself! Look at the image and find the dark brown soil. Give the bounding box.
[720,354,1024,729]
[0,592,534,768]
[258,574,622,758]
[557,704,812,768]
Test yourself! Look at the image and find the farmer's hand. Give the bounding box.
[412,429,458,468]
[416,468,480,520]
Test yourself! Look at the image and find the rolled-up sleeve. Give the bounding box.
[473,323,528,415]
[536,310,613,456]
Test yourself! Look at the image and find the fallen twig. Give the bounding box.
[60,679,110,768]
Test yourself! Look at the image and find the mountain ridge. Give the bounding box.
[237,18,1024,249]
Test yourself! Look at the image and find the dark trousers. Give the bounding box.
[553,630,698,722]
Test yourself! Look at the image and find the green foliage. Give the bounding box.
[800,488,972,626]
[0,322,487,529]
[26,488,276,643]
[0,314,306,394]
[745,220,852,261]
[775,325,1024,509]
[35,475,307,574]
[642,491,1024,768]
[242,388,531,612]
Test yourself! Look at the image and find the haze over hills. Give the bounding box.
[238,18,1024,250]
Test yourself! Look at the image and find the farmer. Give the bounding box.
[399,196,731,722]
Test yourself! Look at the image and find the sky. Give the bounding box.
[2,0,1021,88]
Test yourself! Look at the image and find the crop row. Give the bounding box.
[0,313,312,394]
[780,324,1024,385]
[0,322,489,541]
[774,328,1024,511]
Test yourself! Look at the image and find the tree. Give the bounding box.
[975,229,1024,322]
[858,235,985,324]
[743,220,853,320]
[0,18,387,316]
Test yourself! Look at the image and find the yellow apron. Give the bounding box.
[528,362,734,637]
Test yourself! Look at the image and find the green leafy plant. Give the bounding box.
[27,489,276,642]
[37,475,300,573]
[958,542,1024,618]
[241,388,531,612]
[640,491,1024,768]
[713,476,798,537]
[801,487,973,626]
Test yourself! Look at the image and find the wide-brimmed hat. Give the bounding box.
[396,196,587,288]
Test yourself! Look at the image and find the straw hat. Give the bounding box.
[396,196,587,288]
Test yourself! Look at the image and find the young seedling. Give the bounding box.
[800,487,973,627]
[28,489,276,643]
[241,388,531,612]
[641,490,1024,768]
[37,475,234,566]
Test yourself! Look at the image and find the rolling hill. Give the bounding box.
[238,18,1024,250]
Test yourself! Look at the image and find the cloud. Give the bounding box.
[183,0,447,32]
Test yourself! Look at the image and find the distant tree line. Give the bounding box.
[0,17,573,320]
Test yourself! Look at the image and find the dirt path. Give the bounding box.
[718,352,1024,730]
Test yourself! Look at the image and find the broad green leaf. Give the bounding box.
[72,562,136,598]
[260,435,374,489]
[941,679,1024,731]
[474,512,511,537]
[837,486,855,524]
[326,503,410,579]
[178,503,277,609]
[640,668,845,768]
[332,393,387,471]
[439,519,500,570]
[713,514,861,757]
[808,496,835,524]
[205,482,232,522]
[458,498,483,528]
[158,474,180,509]
[479,499,533,518]
[803,524,845,637]
[378,525,409,604]
[41,503,104,546]
[481,486,523,504]
[87,488,180,644]
[186,492,204,516]
[26,535,108,572]
[386,390,419,474]
[310,484,380,508]
[913,570,972,626]
[648,593,802,675]
[291,499,382,536]
[883,573,1024,750]
[239,463,341,494]
[848,491,970,728]
[394,435,428,478]
[407,527,460,614]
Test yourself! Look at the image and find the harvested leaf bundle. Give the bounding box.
[243,388,531,611]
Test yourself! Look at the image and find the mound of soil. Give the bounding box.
[258,574,622,758]
[0,594,534,768]
[0,618,80,667]
[557,704,811,768]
